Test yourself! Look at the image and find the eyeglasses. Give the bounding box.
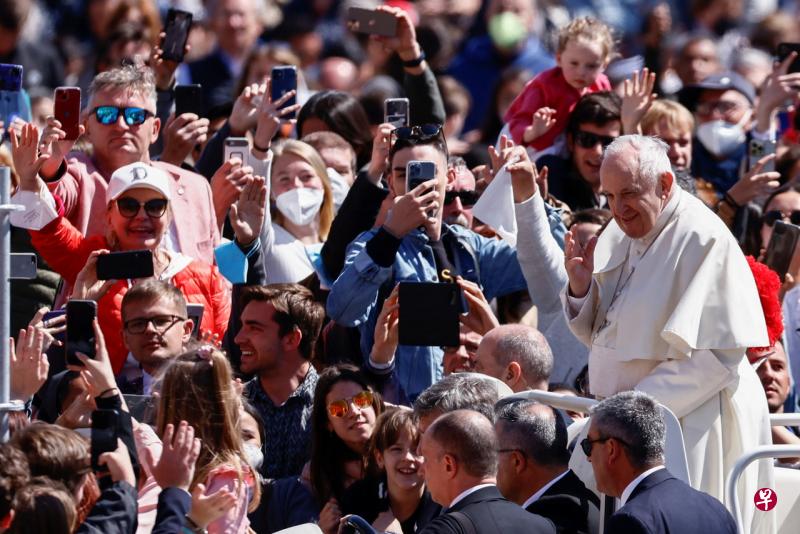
[92,106,154,126]
[116,197,168,218]
[763,210,800,227]
[124,314,185,334]
[444,190,480,207]
[573,130,615,150]
[327,390,374,418]
[695,100,743,118]
[580,435,629,457]
[393,123,443,141]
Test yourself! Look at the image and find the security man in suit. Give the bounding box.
[495,400,600,534]
[417,409,556,534]
[584,391,736,534]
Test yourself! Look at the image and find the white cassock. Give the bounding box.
[562,187,775,534]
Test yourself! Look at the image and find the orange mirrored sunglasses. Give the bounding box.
[327,390,374,418]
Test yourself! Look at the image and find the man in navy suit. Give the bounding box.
[417,409,556,534]
[584,391,736,534]
[495,400,600,534]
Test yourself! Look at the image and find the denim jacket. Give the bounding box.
[327,224,527,398]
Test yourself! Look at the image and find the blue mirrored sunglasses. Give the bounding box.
[92,106,153,126]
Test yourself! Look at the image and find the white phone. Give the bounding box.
[224,137,249,166]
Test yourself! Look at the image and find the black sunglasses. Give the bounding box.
[445,190,480,207]
[763,210,800,227]
[93,106,153,126]
[580,435,629,457]
[116,197,168,218]
[393,123,444,142]
[574,130,615,150]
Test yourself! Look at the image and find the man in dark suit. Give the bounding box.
[495,400,599,534]
[417,410,556,534]
[585,391,736,534]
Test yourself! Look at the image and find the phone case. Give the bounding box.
[0,63,23,91]
[398,282,460,347]
[162,9,193,62]
[55,87,81,140]
[175,84,203,117]
[224,138,249,164]
[95,250,154,280]
[66,300,97,365]
[347,7,398,37]
[271,66,297,119]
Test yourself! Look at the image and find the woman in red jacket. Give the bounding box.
[10,123,239,373]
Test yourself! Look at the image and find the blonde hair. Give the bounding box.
[557,17,615,59]
[156,346,261,511]
[271,140,334,240]
[640,100,695,136]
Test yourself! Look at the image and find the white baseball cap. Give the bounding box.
[106,162,172,204]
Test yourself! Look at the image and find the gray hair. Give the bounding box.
[88,65,156,111]
[495,400,569,467]
[414,373,503,422]
[603,135,672,190]
[492,325,553,386]
[427,409,498,478]
[590,391,665,469]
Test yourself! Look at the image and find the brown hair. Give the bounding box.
[11,423,91,497]
[240,284,325,360]
[121,279,188,321]
[0,443,29,520]
[8,477,76,534]
[156,345,259,510]
[367,408,419,476]
[302,131,357,173]
[557,16,615,59]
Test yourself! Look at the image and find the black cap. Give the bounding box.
[678,71,756,111]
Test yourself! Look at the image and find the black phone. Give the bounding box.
[764,220,800,280]
[95,250,154,280]
[347,7,398,37]
[384,98,410,128]
[271,66,297,120]
[0,63,23,91]
[162,9,192,62]
[175,84,203,117]
[66,300,97,366]
[777,42,800,74]
[91,409,120,473]
[398,282,461,347]
[186,303,204,339]
[406,160,437,192]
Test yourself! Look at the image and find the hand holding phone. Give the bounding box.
[92,409,120,473]
[224,137,249,165]
[54,87,81,140]
[66,300,97,366]
[777,42,800,74]
[161,9,193,62]
[384,98,410,128]
[270,66,297,120]
[175,84,203,117]
[347,7,398,37]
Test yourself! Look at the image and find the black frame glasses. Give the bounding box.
[93,106,154,126]
[573,130,615,150]
[124,314,185,334]
[116,197,168,218]
[444,190,480,207]
[763,209,800,227]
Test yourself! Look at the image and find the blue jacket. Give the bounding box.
[327,224,527,398]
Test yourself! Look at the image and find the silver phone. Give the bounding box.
[224,137,249,166]
[384,98,410,128]
[186,303,204,339]
[10,253,37,280]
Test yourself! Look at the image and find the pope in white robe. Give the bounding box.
[560,135,774,534]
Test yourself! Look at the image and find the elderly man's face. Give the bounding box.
[417,431,448,506]
[601,148,672,239]
[695,89,751,125]
[754,342,792,413]
[443,166,477,228]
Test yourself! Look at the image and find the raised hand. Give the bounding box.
[253,81,301,151]
[210,158,254,227]
[9,123,49,191]
[150,33,189,91]
[189,482,237,529]
[755,52,800,132]
[229,82,267,135]
[370,6,423,65]
[10,326,49,401]
[487,135,516,183]
[145,421,201,491]
[371,285,399,365]
[160,113,210,166]
[99,440,136,485]
[456,277,499,336]
[383,179,440,238]
[524,107,557,143]
[727,154,780,206]
[621,69,657,134]
[367,122,395,183]
[71,320,118,400]
[564,230,597,298]
[38,116,84,179]
[503,145,540,202]
[229,175,267,247]
[28,306,66,352]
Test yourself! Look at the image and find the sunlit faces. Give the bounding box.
[557,38,608,91]
[472,335,506,382]
[376,428,425,492]
[416,430,448,506]
[649,119,692,171]
[584,421,612,495]
[443,328,482,375]
[569,121,621,188]
[121,298,191,372]
[234,301,286,375]
[676,39,720,85]
[86,88,159,168]
[754,342,792,413]
[107,188,169,250]
[318,146,356,186]
[271,152,325,199]
[326,380,377,452]
[695,89,750,125]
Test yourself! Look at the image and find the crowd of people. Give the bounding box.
[2,0,800,533]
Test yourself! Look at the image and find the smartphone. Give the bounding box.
[174,84,203,117]
[186,303,204,339]
[95,250,154,280]
[9,253,37,279]
[764,220,800,280]
[347,7,398,37]
[224,137,249,164]
[748,139,776,173]
[0,63,23,91]
[54,87,81,140]
[66,299,97,366]
[161,9,193,62]
[398,282,461,347]
[0,63,27,126]
[777,42,800,74]
[91,409,120,472]
[384,98,410,128]
[270,66,297,120]
[406,160,437,192]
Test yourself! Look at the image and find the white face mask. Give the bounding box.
[695,111,750,157]
[327,167,350,213]
[243,442,264,471]
[275,187,324,226]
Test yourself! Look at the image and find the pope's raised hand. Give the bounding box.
[564,231,597,298]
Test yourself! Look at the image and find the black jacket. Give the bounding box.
[76,481,138,534]
[525,470,600,534]
[151,487,191,534]
[606,469,736,534]
[418,486,556,534]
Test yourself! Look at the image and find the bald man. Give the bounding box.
[473,325,553,392]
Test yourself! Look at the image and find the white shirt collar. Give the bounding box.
[620,465,665,506]
[521,470,570,509]
[449,483,496,509]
